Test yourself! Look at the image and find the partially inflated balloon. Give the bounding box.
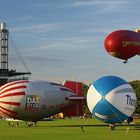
[87,76,136,124]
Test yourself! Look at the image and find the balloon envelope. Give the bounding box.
[87,76,136,124]
[104,30,140,60]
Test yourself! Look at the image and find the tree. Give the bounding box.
[129,80,140,113]
[82,83,91,115]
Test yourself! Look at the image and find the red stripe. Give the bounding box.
[0,110,18,118]
[0,105,18,114]
[0,101,20,106]
[0,110,10,117]
[0,80,28,91]
[0,85,27,95]
[0,92,25,98]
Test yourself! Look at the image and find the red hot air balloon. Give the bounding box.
[104,30,140,63]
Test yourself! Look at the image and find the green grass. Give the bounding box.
[0,118,140,140]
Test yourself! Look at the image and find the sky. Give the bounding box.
[0,0,140,84]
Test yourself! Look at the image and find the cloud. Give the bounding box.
[73,0,129,7]
[95,1,130,14]
[82,27,111,34]
[26,56,62,63]
[11,23,62,35]
[32,0,130,10]
[56,0,131,14]
[32,3,51,8]
[21,35,97,53]
[16,16,33,21]
[57,0,129,7]
[9,54,63,72]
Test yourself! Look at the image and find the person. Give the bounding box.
[16,121,19,127]
[127,116,133,124]
[109,123,115,130]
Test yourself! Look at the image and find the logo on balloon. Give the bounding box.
[126,95,136,107]
[25,95,40,111]
[122,41,140,47]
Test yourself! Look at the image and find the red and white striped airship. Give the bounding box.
[0,80,85,122]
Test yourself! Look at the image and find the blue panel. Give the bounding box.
[92,99,128,124]
[93,76,127,96]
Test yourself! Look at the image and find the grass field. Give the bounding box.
[0,118,140,140]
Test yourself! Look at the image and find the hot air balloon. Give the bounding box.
[87,76,136,128]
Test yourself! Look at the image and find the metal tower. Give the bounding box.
[0,22,31,86]
[0,23,8,70]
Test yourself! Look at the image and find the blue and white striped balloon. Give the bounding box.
[87,76,136,124]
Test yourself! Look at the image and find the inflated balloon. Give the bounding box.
[104,30,140,63]
[87,76,136,124]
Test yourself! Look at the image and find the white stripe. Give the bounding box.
[87,85,102,113]
[105,84,136,116]
[95,112,117,119]
[0,89,26,97]
[0,83,27,93]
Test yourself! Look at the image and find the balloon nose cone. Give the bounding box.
[0,80,28,118]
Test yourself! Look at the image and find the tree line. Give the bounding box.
[129,80,140,113]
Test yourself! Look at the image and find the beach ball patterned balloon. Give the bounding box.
[87,76,136,124]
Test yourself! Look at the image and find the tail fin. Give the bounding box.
[62,81,86,117]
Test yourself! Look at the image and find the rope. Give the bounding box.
[9,34,30,73]
[80,117,90,133]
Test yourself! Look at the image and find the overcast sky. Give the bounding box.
[0,0,140,84]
